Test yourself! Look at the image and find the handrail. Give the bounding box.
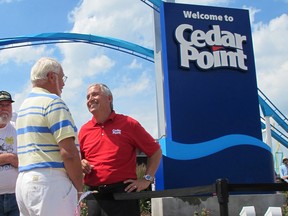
[98,178,287,216]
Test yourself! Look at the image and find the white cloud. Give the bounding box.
[87,55,115,76]
[69,0,154,48]
[57,43,115,87]
[13,82,31,112]
[112,72,152,98]
[253,14,288,114]
[128,59,142,69]
[0,45,54,64]
[243,6,261,25]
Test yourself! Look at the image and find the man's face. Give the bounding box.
[52,68,66,97]
[0,101,12,125]
[86,86,111,115]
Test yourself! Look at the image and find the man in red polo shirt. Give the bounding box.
[79,83,162,216]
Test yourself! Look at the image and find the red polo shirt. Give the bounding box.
[79,111,160,186]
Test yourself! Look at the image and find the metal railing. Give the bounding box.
[86,179,288,216]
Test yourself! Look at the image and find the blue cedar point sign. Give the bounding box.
[156,2,274,189]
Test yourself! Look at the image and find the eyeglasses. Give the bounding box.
[51,72,67,83]
[62,75,68,83]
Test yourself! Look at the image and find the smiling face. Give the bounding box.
[86,85,112,118]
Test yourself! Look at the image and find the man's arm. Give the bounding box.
[59,137,83,193]
[124,148,162,192]
[0,153,18,167]
[145,148,162,177]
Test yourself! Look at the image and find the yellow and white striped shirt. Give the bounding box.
[16,87,79,172]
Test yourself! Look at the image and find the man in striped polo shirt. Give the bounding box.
[15,57,83,216]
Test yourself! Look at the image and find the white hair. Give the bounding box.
[30,57,62,85]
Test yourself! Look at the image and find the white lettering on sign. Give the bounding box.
[183,11,223,21]
[175,24,248,71]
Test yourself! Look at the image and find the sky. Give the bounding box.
[0,0,288,156]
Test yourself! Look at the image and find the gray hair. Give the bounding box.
[88,83,113,110]
[30,57,62,85]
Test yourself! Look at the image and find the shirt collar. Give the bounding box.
[91,110,116,126]
[32,87,51,94]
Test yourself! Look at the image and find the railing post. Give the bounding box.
[216,178,229,216]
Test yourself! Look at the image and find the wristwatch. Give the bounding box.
[143,174,154,183]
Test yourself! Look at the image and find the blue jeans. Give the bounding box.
[0,194,19,216]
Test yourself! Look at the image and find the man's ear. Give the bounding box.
[47,72,56,83]
[108,95,113,103]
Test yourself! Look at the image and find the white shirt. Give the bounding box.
[0,121,18,194]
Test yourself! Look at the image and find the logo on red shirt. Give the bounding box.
[112,129,121,134]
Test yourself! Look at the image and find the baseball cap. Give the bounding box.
[0,91,14,103]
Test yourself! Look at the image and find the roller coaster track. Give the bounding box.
[259,89,288,148]
[0,33,154,63]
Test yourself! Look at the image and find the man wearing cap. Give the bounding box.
[279,157,288,183]
[0,90,19,216]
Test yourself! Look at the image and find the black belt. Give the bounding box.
[86,182,128,200]
[88,182,128,193]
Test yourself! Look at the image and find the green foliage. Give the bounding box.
[282,191,288,215]
[80,202,88,216]
[194,208,211,216]
[80,185,88,216]
[136,163,152,216]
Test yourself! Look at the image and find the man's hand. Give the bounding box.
[9,153,18,168]
[81,159,94,174]
[0,153,18,167]
[124,179,151,193]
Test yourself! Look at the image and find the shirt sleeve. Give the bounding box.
[46,98,77,143]
[130,120,160,157]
